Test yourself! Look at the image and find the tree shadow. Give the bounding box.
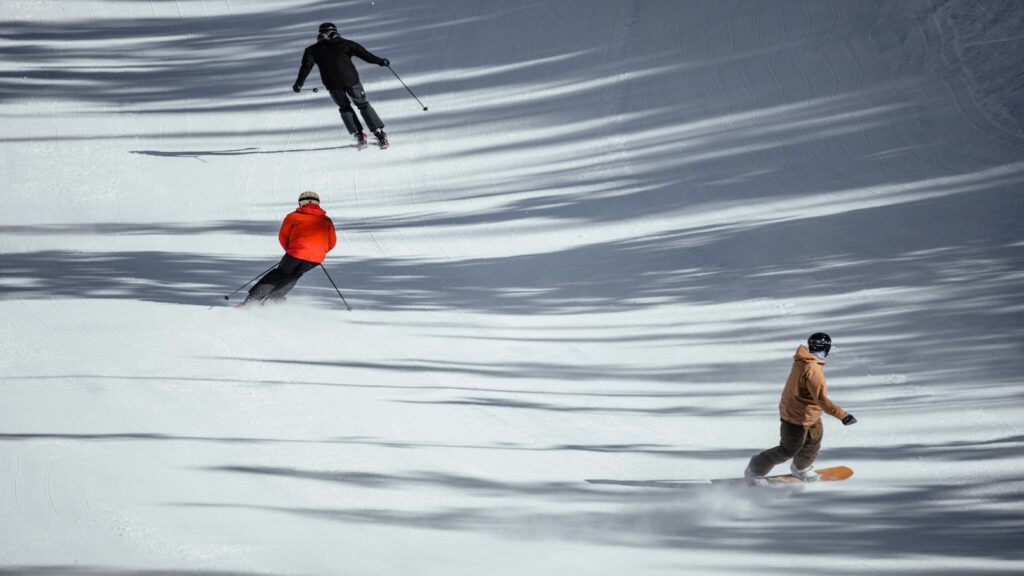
[0,221,275,237]
[187,464,1024,562]
[130,145,351,160]
[0,565,276,569]
[0,250,280,306]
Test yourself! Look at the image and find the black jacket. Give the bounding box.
[295,36,385,89]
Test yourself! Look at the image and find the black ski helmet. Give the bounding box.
[318,22,337,34]
[807,332,832,355]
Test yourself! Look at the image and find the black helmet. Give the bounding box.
[318,22,337,34]
[807,332,832,355]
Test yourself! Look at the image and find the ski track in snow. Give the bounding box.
[1,0,1023,574]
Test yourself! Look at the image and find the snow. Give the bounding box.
[1,0,1022,574]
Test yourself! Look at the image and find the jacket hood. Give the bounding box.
[793,344,826,365]
[296,203,327,216]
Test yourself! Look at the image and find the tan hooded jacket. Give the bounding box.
[779,345,849,426]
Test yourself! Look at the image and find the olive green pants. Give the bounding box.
[747,418,823,476]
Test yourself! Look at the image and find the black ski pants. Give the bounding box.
[747,418,823,475]
[330,83,384,135]
[245,254,319,304]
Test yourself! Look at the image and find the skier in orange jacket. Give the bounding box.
[241,191,337,306]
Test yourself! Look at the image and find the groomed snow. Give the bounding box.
[1,1,1022,574]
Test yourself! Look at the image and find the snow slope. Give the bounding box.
[1,0,1022,574]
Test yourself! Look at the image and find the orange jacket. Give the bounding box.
[278,204,337,263]
[778,345,848,426]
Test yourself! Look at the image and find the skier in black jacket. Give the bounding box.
[293,22,390,148]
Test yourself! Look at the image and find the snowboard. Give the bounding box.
[585,466,853,488]
[715,465,853,485]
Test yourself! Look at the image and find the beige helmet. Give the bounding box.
[298,191,320,206]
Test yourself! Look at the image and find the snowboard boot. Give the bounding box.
[744,465,768,486]
[790,463,820,482]
[372,128,389,149]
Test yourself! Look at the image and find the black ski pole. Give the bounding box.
[320,264,352,311]
[387,66,428,111]
[223,263,277,301]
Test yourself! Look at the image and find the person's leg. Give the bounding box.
[345,83,384,132]
[329,89,363,135]
[244,256,295,305]
[793,419,824,471]
[747,420,808,476]
[266,258,319,300]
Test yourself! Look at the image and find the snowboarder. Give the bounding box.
[293,22,391,148]
[240,192,337,307]
[744,333,857,484]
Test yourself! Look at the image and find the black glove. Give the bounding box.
[842,414,857,426]
[379,58,390,67]
[292,82,302,93]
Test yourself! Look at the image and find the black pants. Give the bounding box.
[747,419,823,475]
[330,83,384,134]
[245,254,318,304]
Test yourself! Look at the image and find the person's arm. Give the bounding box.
[806,368,849,421]
[294,47,316,90]
[350,41,388,66]
[327,222,337,252]
[279,215,295,250]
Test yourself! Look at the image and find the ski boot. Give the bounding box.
[372,128,389,149]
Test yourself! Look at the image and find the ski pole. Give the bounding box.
[320,264,352,311]
[387,66,428,111]
[223,263,277,300]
